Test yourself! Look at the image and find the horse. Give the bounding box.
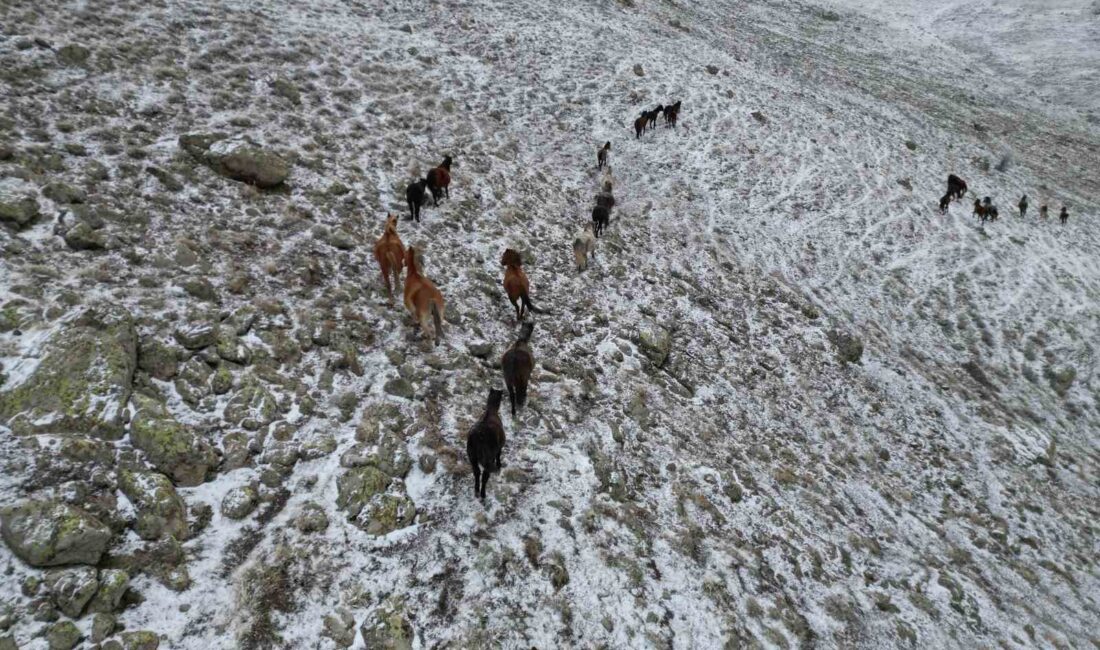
[1018,195,1028,218]
[501,322,535,418]
[501,248,547,321]
[634,115,647,139]
[939,193,952,214]
[1039,204,1048,220]
[946,174,967,201]
[592,205,610,238]
[426,155,453,206]
[646,105,665,131]
[664,100,681,128]
[1059,206,1068,225]
[465,388,506,501]
[573,224,597,271]
[402,246,445,346]
[405,178,429,223]
[597,141,610,170]
[372,214,405,303]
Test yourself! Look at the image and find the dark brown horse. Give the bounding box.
[946,174,967,201]
[426,155,453,206]
[501,322,535,418]
[466,388,506,500]
[597,141,610,169]
[664,100,681,128]
[405,178,429,222]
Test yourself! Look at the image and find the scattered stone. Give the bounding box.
[0,186,40,227]
[271,78,301,105]
[173,321,217,350]
[751,110,768,124]
[119,630,160,650]
[181,278,217,302]
[466,342,493,358]
[0,500,111,566]
[90,613,116,643]
[56,44,91,66]
[322,609,357,648]
[63,221,108,250]
[146,166,183,191]
[42,182,87,205]
[220,485,259,520]
[86,569,129,614]
[295,502,329,534]
[383,378,416,400]
[359,597,414,650]
[827,329,864,364]
[705,64,719,74]
[45,567,99,617]
[138,339,180,380]
[637,321,671,367]
[224,377,278,430]
[47,620,82,650]
[633,63,645,76]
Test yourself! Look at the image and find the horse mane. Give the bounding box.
[501,248,523,268]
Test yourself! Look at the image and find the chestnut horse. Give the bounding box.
[373,214,405,303]
[501,248,547,321]
[426,155,453,206]
[403,246,445,346]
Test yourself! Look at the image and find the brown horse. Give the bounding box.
[466,388,506,500]
[634,115,647,139]
[403,246,445,346]
[501,248,547,321]
[946,174,967,201]
[426,155,453,206]
[939,193,952,214]
[597,141,610,169]
[501,322,535,418]
[373,214,405,303]
[664,100,681,128]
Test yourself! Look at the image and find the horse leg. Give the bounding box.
[380,267,392,303]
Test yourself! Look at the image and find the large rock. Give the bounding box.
[637,321,671,367]
[137,339,180,380]
[117,469,189,540]
[828,329,864,364]
[0,180,40,227]
[129,394,217,486]
[63,221,108,250]
[45,567,99,617]
[360,494,416,536]
[220,485,258,520]
[0,305,137,439]
[178,134,289,189]
[0,500,111,567]
[42,182,87,205]
[335,466,390,520]
[47,621,82,650]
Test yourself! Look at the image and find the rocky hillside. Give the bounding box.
[1,0,1097,648]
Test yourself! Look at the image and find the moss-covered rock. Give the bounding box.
[1,500,111,567]
[118,469,188,540]
[213,144,290,189]
[86,569,129,613]
[360,494,416,536]
[0,305,137,439]
[63,221,107,250]
[359,597,414,650]
[120,630,160,649]
[137,339,180,380]
[223,376,278,431]
[129,393,217,486]
[220,485,259,520]
[0,185,40,227]
[335,466,390,519]
[216,326,252,365]
[637,321,671,367]
[45,567,99,617]
[47,620,82,650]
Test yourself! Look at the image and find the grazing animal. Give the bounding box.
[573,224,597,271]
[664,100,682,128]
[592,204,610,237]
[373,214,405,303]
[634,114,647,139]
[405,179,429,223]
[597,141,611,170]
[1018,194,1028,218]
[501,248,547,321]
[466,388,506,500]
[1039,204,1049,219]
[425,155,453,206]
[939,193,952,214]
[1060,206,1068,225]
[402,246,445,346]
[973,199,989,223]
[501,322,535,417]
[946,174,968,201]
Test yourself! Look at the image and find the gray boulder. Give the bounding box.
[0,305,136,439]
[1,500,111,567]
[86,569,129,613]
[63,221,108,250]
[220,485,258,520]
[0,181,40,227]
[45,567,99,617]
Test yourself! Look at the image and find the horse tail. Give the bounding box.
[430,300,443,344]
[521,291,548,314]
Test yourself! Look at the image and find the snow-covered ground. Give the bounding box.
[1,0,1097,648]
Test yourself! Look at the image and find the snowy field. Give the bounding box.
[0,0,1097,648]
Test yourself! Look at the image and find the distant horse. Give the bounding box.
[501,322,535,418]
[597,141,611,169]
[1039,204,1048,220]
[573,224,597,271]
[466,388,506,500]
[501,248,547,321]
[634,115,647,139]
[646,105,665,131]
[664,100,682,128]
[405,179,429,222]
[403,246,445,346]
[592,205,610,237]
[939,193,952,214]
[973,199,997,223]
[426,155,453,206]
[1059,206,1068,225]
[946,174,967,201]
[1018,194,1028,218]
[372,214,405,303]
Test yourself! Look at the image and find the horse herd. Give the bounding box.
[938,173,1070,225]
[373,102,686,500]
